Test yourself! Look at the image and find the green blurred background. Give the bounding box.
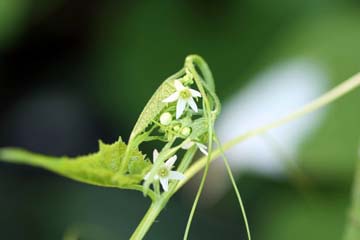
[0,0,359,239]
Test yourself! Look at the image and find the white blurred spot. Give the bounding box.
[203,59,329,204]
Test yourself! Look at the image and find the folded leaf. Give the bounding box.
[129,70,183,140]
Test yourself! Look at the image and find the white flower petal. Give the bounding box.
[144,172,150,180]
[176,98,186,119]
[182,141,195,150]
[169,171,185,180]
[196,142,207,150]
[160,178,169,191]
[200,148,208,156]
[163,92,179,103]
[174,80,185,91]
[187,97,198,112]
[196,143,208,156]
[165,155,177,168]
[190,89,202,98]
[153,149,159,163]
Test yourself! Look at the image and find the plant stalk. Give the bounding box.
[130,201,164,240]
[130,186,178,240]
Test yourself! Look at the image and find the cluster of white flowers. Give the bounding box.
[144,74,208,192]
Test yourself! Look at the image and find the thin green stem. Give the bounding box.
[177,147,197,173]
[214,136,251,240]
[182,151,211,240]
[186,55,215,91]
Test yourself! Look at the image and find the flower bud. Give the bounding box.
[173,125,180,132]
[160,112,172,125]
[181,127,191,137]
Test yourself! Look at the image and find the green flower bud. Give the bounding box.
[182,70,194,85]
[181,127,191,137]
[173,125,180,132]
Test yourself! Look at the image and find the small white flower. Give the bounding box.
[162,80,202,119]
[144,149,185,192]
[182,141,208,156]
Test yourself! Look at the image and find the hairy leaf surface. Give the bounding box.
[129,68,186,140]
[0,138,150,188]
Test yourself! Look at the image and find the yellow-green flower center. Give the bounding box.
[158,167,169,178]
[180,88,191,99]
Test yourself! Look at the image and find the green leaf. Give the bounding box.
[129,156,151,175]
[0,138,148,189]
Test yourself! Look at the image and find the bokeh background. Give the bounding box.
[1,0,360,239]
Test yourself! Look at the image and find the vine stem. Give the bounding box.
[343,147,360,240]
[214,136,252,240]
[130,201,164,240]
[129,183,181,239]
